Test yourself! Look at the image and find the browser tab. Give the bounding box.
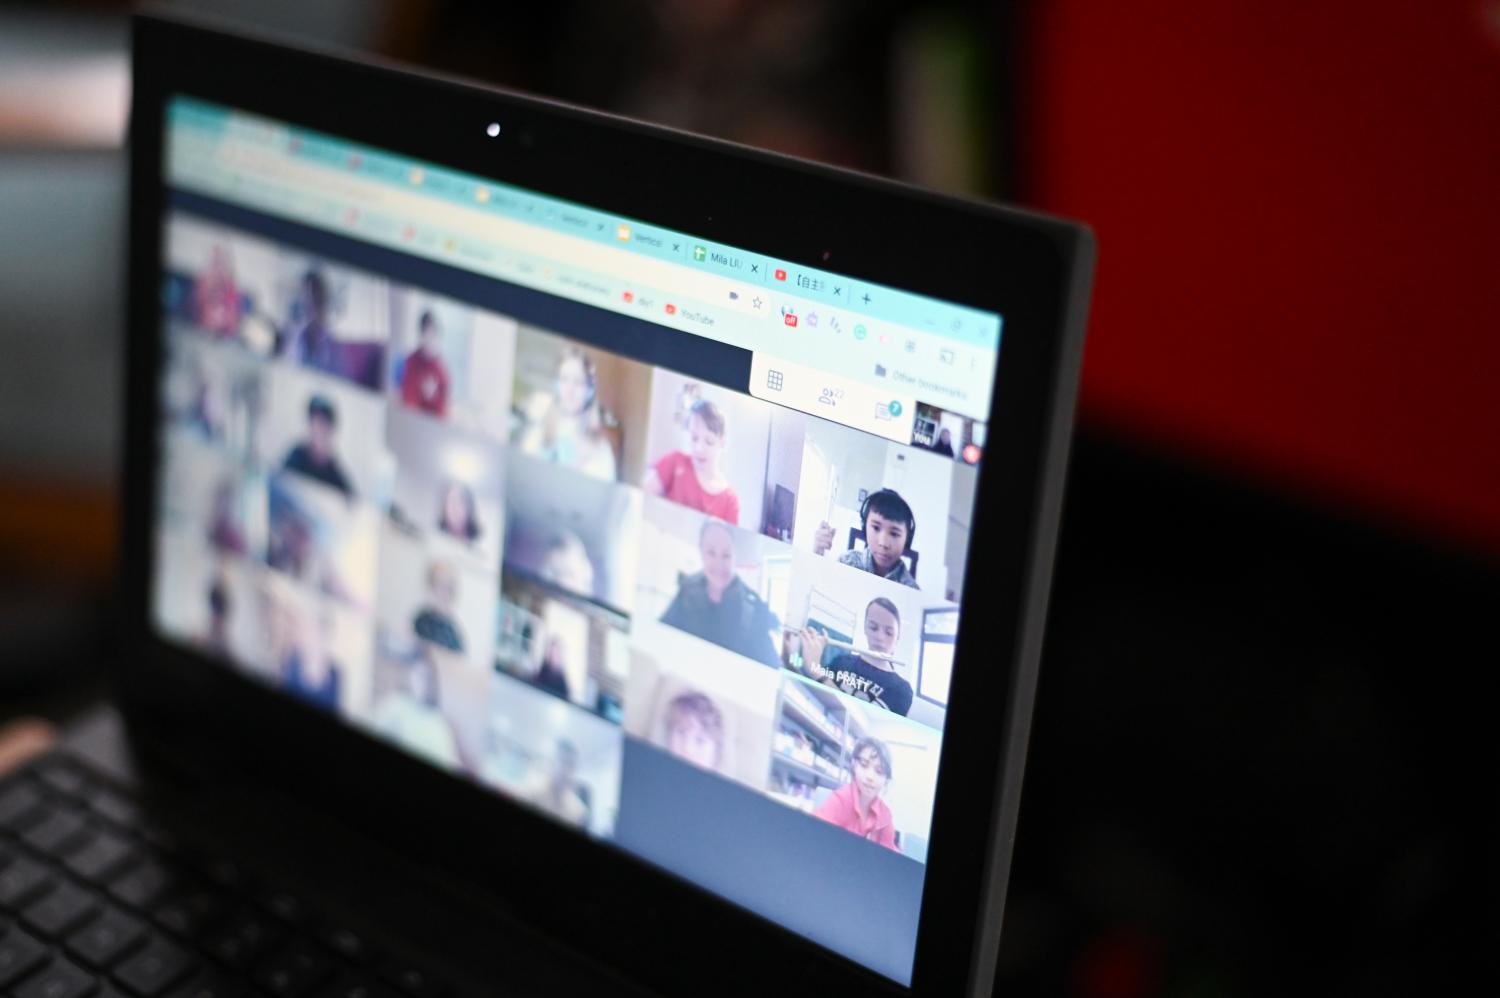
[629,227,671,252]
[690,240,764,280]
[553,207,594,233]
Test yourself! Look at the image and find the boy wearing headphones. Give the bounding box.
[811,488,919,589]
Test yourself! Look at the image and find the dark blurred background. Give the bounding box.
[1,2,1495,995]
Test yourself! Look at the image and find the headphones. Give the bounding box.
[859,489,916,553]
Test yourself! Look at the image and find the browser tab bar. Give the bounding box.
[166,96,1001,415]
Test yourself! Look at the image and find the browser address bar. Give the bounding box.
[206,137,768,319]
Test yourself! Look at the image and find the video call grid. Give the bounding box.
[151,209,983,866]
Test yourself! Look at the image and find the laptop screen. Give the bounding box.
[149,96,1001,986]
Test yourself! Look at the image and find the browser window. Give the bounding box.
[150,96,1001,985]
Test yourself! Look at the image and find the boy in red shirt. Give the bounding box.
[400,310,450,417]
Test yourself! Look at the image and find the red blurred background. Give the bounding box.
[1022,0,1500,555]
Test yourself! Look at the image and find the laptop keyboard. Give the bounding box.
[0,754,455,998]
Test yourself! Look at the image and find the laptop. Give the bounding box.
[0,10,1091,997]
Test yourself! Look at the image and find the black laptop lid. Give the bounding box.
[121,13,1092,997]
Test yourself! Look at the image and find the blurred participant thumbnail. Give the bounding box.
[281,394,354,498]
[910,401,984,466]
[389,288,517,436]
[386,406,504,568]
[273,257,388,391]
[261,365,391,504]
[622,638,779,791]
[162,214,278,350]
[511,327,651,482]
[533,638,572,702]
[206,474,248,556]
[283,393,360,498]
[530,738,591,827]
[496,570,629,721]
[366,639,493,778]
[265,472,379,612]
[257,573,373,716]
[662,691,723,771]
[438,481,482,544]
[637,498,790,670]
[482,673,624,838]
[161,335,264,458]
[193,245,242,337]
[375,525,498,673]
[157,429,264,560]
[413,560,466,654]
[399,309,450,416]
[151,526,260,668]
[372,648,461,770]
[502,450,641,614]
[204,569,233,654]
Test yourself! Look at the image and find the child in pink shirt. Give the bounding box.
[813,736,899,851]
[644,398,740,524]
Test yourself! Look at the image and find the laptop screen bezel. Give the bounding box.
[121,13,1090,997]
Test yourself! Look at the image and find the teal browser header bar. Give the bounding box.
[167,97,1001,350]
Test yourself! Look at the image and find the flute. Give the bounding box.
[783,626,904,666]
